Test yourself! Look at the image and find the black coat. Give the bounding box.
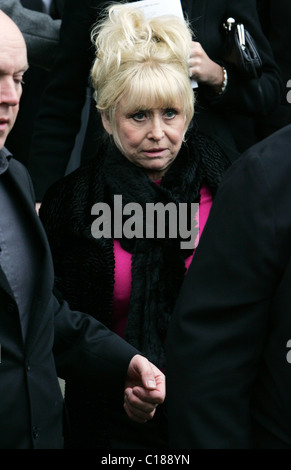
[28,0,282,199]
[0,156,137,449]
[166,124,291,448]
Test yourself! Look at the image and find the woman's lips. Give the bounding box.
[143,148,167,157]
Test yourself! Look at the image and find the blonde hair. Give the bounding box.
[91,3,194,139]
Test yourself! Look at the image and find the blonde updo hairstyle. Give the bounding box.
[91,3,194,147]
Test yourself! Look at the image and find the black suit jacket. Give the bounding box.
[166,124,291,448]
[28,0,282,200]
[0,156,137,449]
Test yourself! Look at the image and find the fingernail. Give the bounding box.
[147,380,156,388]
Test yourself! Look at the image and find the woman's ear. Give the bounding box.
[101,112,113,135]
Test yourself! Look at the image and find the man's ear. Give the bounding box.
[101,112,113,135]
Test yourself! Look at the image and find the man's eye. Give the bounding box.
[14,77,24,85]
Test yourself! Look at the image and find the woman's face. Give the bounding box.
[101,98,186,180]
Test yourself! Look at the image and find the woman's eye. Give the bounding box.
[132,112,146,121]
[164,108,177,119]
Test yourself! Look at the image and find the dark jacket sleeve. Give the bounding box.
[52,294,138,386]
[166,126,291,448]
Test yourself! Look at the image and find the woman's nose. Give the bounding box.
[148,116,165,141]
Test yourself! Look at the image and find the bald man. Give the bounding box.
[0,10,165,449]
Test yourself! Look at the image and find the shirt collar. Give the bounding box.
[0,147,12,175]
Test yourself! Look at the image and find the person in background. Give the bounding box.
[0,9,165,449]
[5,0,63,169]
[39,3,231,448]
[166,123,291,449]
[28,0,282,202]
[0,0,61,70]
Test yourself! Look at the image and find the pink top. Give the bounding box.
[112,184,213,336]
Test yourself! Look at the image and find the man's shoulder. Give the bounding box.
[6,155,35,203]
[233,125,291,176]
[0,147,28,179]
[218,125,291,204]
[248,125,291,159]
[9,156,30,178]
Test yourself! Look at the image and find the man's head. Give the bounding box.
[0,11,28,150]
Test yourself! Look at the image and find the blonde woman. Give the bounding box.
[40,4,230,449]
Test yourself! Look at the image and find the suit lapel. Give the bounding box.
[7,160,47,251]
[6,161,54,349]
[0,159,29,303]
